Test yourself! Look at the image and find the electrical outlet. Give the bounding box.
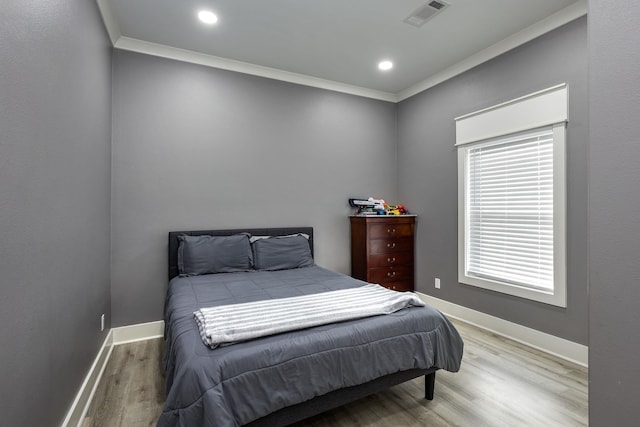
[435,278,441,289]
[101,314,105,332]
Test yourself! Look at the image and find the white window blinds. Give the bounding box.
[466,128,554,291]
[456,84,567,307]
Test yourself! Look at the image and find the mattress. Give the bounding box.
[159,265,463,427]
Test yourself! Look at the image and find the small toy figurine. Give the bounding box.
[386,204,409,215]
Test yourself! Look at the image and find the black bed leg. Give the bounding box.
[425,372,436,400]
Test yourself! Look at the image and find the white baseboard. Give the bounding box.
[61,320,165,427]
[61,331,114,427]
[61,302,587,426]
[417,292,588,367]
[112,320,165,345]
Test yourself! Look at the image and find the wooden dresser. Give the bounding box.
[350,215,416,291]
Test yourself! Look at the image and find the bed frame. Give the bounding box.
[167,227,437,426]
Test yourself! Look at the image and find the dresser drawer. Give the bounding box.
[369,265,413,284]
[381,281,413,292]
[369,251,412,268]
[369,238,413,254]
[369,223,413,239]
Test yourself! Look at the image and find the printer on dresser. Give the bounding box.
[350,215,416,291]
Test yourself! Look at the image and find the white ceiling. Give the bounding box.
[98,0,586,102]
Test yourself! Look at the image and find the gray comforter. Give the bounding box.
[159,265,463,427]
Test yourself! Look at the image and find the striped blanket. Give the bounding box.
[194,284,425,349]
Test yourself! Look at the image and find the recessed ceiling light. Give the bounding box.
[198,10,218,24]
[378,60,393,71]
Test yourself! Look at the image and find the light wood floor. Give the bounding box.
[83,319,587,427]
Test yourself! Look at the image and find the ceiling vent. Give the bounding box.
[403,1,450,28]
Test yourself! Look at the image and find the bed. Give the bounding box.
[158,227,463,427]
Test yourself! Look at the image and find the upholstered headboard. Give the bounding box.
[168,227,314,280]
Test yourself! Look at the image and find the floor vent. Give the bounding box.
[404,0,450,28]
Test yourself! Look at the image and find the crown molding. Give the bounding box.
[396,0,587,102]
[97,0,586,104]
[96,0,121,45]
[113,37,398,103]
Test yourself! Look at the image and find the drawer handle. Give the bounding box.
[391,285,396,290]
[387,242,396,249]
[387,228,396,234]
[387,257,396,263]
[387,271,396,278]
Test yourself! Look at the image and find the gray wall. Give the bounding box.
[111,50,398,326]
[4,2,636,424]
[397,18,588,343]
[589,1,640,424]
[0,1,112,426]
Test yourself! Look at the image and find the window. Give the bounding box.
[456,85,567,307]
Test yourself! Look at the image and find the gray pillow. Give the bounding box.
[249,233,309,243]
[252,234,314,271]
[177,234,252,276]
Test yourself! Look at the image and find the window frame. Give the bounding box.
[455,85,567,307]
